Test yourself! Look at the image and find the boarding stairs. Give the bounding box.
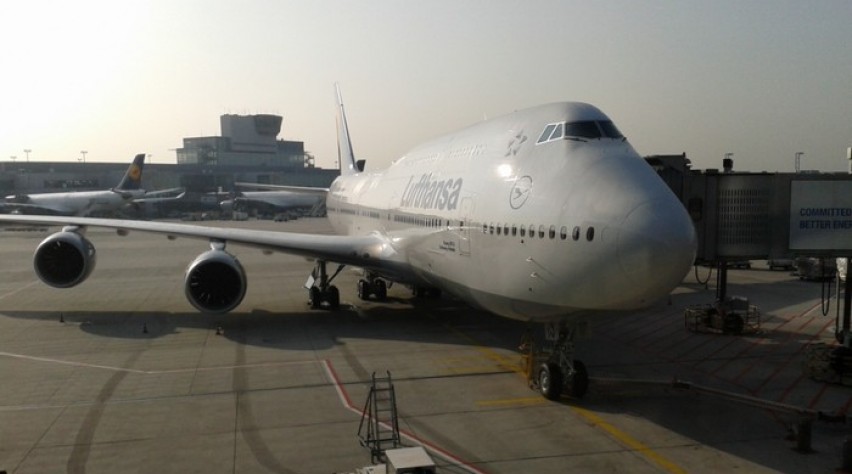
[357,371,402,463]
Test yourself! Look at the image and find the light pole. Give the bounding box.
[80,150,87,163]
[795,152,804,173]
[23,149,31,162]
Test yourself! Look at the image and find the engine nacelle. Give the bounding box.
[184,249,247,313]
[33,231,97,288]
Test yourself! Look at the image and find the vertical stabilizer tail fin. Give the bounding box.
[335,85,362,175]
[115,154,146,191]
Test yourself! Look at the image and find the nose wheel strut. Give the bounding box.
[525,321,589,400]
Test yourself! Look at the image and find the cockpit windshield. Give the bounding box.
[536,120,624,144]
[564,121,601,139]
[598,121,623,139]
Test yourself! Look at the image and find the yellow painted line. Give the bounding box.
[573,406,687,474]
[476,396,547,408]
[441,324,525,374]
[440,319,687,474]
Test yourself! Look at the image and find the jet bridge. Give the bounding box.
[648,155,852,346]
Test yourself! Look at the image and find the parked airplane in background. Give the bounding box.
[0,88,697,400]
[0,154,168,216]
[219,183,326,216]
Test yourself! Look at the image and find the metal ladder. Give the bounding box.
[357,371,401,463]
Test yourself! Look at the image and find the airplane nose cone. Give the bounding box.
[616,198,697,305]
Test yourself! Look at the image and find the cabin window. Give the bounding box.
[520,225,526,237]
[497,225,502,235]
[511,225,517,236]
[489,224,494,234]
[572,226,580,241]
[529,224,535,238]
[538,225,545,239]
[549,225,556,239]
[560,226,568,240]
[503,224,509,235]
[586,226,595,241]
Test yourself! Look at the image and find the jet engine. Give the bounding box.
[33,231,97,288]
[184,249,247,313]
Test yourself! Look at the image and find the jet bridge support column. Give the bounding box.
[716,261,728,302]
[841,259,852,346]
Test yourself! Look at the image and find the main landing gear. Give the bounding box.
[307,260,345,310]
[357,272,388,301]
[524,321,589,400]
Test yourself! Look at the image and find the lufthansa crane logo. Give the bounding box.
[509,176,532,209]
[128,164,142,181]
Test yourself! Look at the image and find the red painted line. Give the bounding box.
[728,302,824,383]
[839,395,852,417]
[323,357,355,409]
[751,317,836,397]
[776,374,806,404]
[320,359,489,474]
[807,380,831,410]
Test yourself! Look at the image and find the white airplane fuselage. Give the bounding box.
[326,102,697,321]
[13,189,145,216]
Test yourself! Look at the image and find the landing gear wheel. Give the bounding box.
[357,279,369,300]
[374,279,387,301]
[538,362,563,401]
[567,360,589,399]
[328,285,340,309]
[309,286,321,309]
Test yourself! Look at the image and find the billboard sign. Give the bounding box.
[790,180,852,251]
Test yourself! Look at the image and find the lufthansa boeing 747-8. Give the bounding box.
[0,88,696,399]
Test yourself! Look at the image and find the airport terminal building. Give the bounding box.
[0,113,338,213]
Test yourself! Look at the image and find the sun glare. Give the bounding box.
[0,2,147,157]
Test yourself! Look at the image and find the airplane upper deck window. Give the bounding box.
[536,120,624,145]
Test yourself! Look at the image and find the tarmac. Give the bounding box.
[1,217,851,473]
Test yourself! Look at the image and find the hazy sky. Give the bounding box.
[1,1,850,173]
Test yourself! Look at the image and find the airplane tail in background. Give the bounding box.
[335,85,364,176]
[114,154,146,191]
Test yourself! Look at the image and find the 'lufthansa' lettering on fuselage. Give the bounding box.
[400,174,463,210]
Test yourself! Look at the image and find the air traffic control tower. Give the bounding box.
[176,114,311,168]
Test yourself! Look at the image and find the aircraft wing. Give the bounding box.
[132,188,187,204]
[235,182,329,195]
[0,214,394,269]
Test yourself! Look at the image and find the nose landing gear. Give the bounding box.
[524,321,589,400]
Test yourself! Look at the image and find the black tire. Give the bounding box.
[357,279,369,300]
[328,286,340,309]
[374,279,387,301]
[538,362,563,401]
[309,287,321,309]
[567,360,589,399]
